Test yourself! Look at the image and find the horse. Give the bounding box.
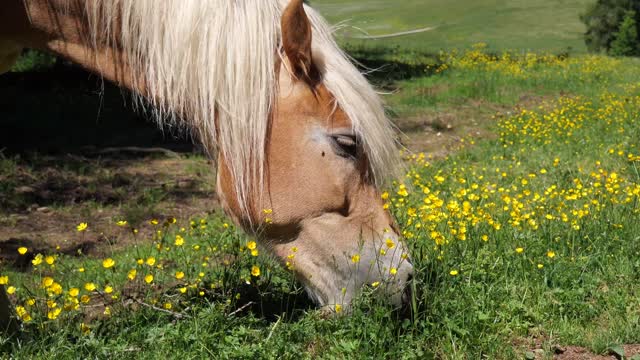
[0,0,414,312]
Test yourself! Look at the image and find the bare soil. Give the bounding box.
[0,154,218,266]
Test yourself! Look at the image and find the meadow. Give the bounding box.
[1,44,639,358]
[313,0,593,53]
[2,1,640,358]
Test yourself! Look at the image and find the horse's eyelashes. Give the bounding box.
[330,134,358,159]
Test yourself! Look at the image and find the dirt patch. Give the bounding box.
[549,345,640,359]
[395,94,559,156]
[395,99,501,156]
[0,153,218,266]
[515,334,640,359]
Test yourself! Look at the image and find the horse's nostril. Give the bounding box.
[402,274,414,305]
[406,273,414,283]
[400,274,415,317]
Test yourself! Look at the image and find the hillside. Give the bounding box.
[314,0,594,52]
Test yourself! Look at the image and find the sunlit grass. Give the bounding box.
[2,47,640,358]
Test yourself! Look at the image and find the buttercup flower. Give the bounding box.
[76,222,88,232]
[102,258,115,268]
[251,266,261,277]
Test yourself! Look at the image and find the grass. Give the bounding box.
[313,0,594,53]
[388,45,640,115]
[2,48,640,358]
[10,0,593,74]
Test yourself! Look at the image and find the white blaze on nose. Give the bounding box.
[336,229,413,308]
[376,230,412,282]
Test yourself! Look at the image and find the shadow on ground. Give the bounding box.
[0,64,194,154]
[0,64,217,258]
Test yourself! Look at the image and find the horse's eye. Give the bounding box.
[330,133,358,159]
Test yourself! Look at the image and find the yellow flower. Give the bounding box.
[537,264,544,269]
[144,274,154,284]
[175,271,185,280]
[6,286,16,295]
[78,267,85,272]
[164,303,172,310]
[69,288,80,297]
[103,306,111,316]
[104,285,113,294]
[22,311,33,322]
[547,251,556,258]
[389,267,398,276]
[371,281,380,288]
[351,254,360,263]
[127,269,137,280]
[16,306,31,322]
[146,257,156,266]
[80,323,91,335]
[0,276,8,285]
[45,255,55,265]
[49,282,63,295]
[150,219,159,225]
[385,238,396,249]
[247,241,257,250]
[47,307,62,320]
[251,266,261,277]
[102,258,116,268]
[26,298,36,306]
[76,222,88,232]
[41,276,54,288]
[179,287,187,294]
[81,295,90,303]
[174,235,185,246]
[515,247,524,253]
[116,220,128,227]
[46,300,57,309]
[481,235,489,242]
[32,254,43,266]
[17,247,28,255]
[251,249,259,257]
[335,304,342,313]
[450,270,459,276]
[84,282,96,292]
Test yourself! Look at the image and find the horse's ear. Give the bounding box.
[281,0,315,83]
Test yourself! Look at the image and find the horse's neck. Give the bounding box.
[2,0,142,92]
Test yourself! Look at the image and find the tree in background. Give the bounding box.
[581,0,640,54]
[610,10,640,56]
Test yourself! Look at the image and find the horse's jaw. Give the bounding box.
[267,213,414,312]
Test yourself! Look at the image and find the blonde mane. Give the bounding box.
[86,0,399,209]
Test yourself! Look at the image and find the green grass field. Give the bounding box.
[2,47,640,358]
[314,0,593,53]
[3,1,640,358]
